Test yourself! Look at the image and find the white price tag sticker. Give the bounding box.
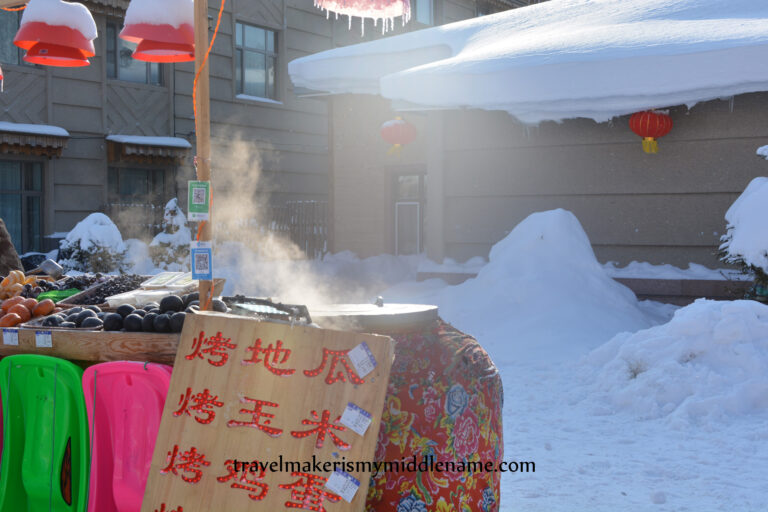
[2,328,19,346]
[325,470,360,503]
[348,342,376,379]
[340,402,373,436]
[35,330,52,348]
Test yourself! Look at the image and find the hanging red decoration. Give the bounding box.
[120,0,195,63]
[381,117,417,155]
[315,0,410,33]
[629,110,673,154]
[13,0,96,67]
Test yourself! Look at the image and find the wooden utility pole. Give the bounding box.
[194,0,213,310]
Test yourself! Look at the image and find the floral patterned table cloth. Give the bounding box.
[365,319,503,512]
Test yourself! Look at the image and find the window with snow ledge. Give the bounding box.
[235,21,278,101]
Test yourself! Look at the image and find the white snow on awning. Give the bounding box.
[106,135,192,148]
[0,121,69,137]
[289,0,768,123]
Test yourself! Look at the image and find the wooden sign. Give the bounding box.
[141,312,394,512]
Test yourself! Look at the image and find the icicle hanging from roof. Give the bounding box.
[315,0,410,34]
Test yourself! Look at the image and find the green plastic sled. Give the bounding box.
[0,355,89,512]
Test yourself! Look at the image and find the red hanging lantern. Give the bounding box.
[629,110,673,154]
[13,0,96,67]
[315,0,410,33]
[120,0,195,63]
[381,117,417,155]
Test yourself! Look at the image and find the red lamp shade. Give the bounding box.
[381,117,417,145]
[629,110,673,154]
[120,22,195,63]
[133,39,194,63]
[120,0,195,64]
[13,0,97,68]
[315,0,410,21]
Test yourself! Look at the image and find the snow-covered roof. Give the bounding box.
[0,121,69,137]
[289,0,768,123]
[106,135,192,148]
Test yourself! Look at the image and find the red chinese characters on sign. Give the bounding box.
[154,505,183,512]
[173,387,224,424]
[217,459,269,501]
[303,348,364,385]
[161,445,211,484]
[185,330,238,367]
[279,472,341,511]
[243,338,296,376]
[227,396,283,437]
[291,409,350,450]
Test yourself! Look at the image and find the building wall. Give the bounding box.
[330,92,768,268]
[0,9,173,250]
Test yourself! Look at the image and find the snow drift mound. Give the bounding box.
[434,209,653,364]
[720,177,768,273]
[582,299,768,424]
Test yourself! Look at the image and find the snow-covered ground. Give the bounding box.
[378,210,768,511]
[52,204,766,510]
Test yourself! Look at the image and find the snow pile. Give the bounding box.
[603,261,749,281]
[720,177,768,273]
[149,198,191,271]
[59,213,125,272]
[581,299,768,424]
[417,256,486,275]
[123,0,193,28]
[61,213,125,254]
[22,0,97,40]
[757,145,768,160]
[409,209,654,363]
[289,0,768,123]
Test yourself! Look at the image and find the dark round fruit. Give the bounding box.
[132,309,147,317]
[142,302,160,311]
[68,307,84,315]
[170,312,186,333]
[60,322,76,328]
[123,314,143,332]
[142,312,158,332]
[81,317,103,329]
[185,305,199,314]
[183,292,199,307]
[211,299,228,313]
[42,315,62,327]
[187,300,199,308]
[85,305,101,313]
[97,312,108,320]
[116,304,135,318]
[153,313,172,333]
[103,313,123,331]
[160,295,184,313]
[75,309,97,327]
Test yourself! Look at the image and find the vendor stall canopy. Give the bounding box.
[5,0,194,67]
[288,0,768,124]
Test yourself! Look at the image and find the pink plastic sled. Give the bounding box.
[83,362,172,512]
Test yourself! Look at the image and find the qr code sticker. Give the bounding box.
[194,252,210,274]
[192,187,206,205]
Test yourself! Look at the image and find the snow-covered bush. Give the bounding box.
[149,198,191,271]
[58,213,126,272]
[720,177,768,300]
